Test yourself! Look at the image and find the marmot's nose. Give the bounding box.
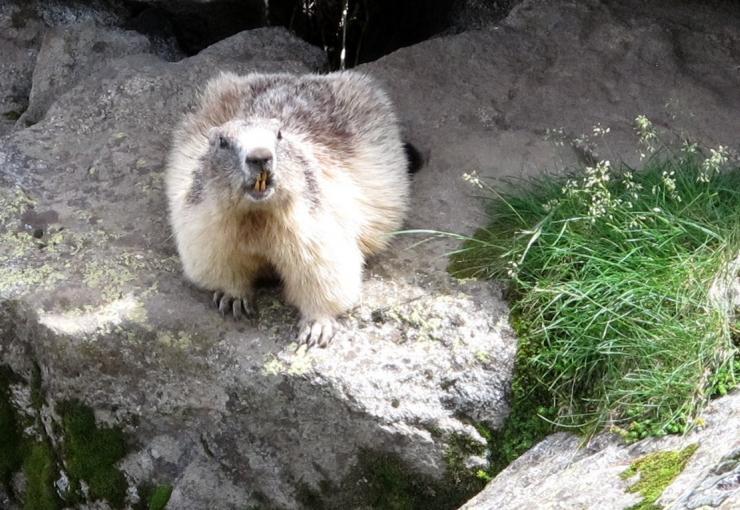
[245,148,273,167]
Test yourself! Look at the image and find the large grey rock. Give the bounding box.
[0,26,515,510]
[460,391,740,510]
[27,0,128,27]
[364,0,740,234]
[18,23,153,127]
[0,0,174,135]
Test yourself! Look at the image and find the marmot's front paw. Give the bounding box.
[212,291,257,321]
[297,317,339,348]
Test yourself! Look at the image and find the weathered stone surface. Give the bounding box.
[18,23,154,127]
[0,0,176,135]
[0,26,514,509]
[445,0,521,33]
[460,391,740,510]
[0,2,44,135]
[29,0,129,27]
[364,0,740,235]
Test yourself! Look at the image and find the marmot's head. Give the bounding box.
[202,118,304,208]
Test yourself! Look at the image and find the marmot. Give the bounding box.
[166,71,414,347]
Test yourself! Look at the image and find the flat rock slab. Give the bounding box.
[0,26,515,510]
[461,391,740,510]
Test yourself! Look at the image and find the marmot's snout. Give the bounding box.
[244,148,275,200]
[246,147,273,166]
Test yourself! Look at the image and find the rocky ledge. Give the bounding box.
[1,0,739,508]
[462,391,740,510]
[0,23,514,510]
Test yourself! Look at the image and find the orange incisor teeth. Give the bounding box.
[254,171,265,192]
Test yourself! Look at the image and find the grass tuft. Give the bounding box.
[451,153,740,450]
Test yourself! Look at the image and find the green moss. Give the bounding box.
[0,369,23,488]
[481,314,556,475]
[0,366,60,508]
[361,451,417,510]
[147,484,173,510]
[22,442,60,510]
[442,432,488,495]
[58,400,128,508]
[620,444,699,510]
[350,449,482,510]
[30,363,44,412]
[2,110,22,121]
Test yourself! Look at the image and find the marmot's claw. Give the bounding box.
[298,317,338,348]
[233,297,257,321]
[212,291,257,321]
[232,299,244,319]
[213,291,224,307]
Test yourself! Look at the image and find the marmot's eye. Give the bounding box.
[219,135,228,148]
[277,130,282,141]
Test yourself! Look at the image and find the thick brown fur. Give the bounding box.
[166,71,410,346]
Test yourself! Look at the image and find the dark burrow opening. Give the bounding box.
[123,0,518,68]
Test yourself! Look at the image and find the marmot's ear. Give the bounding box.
[268,118,282,138]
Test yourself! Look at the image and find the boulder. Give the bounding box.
[363,0,740,234]
[0,0,177,135]
[0,26,515,510]
[18,23,154,127]
[460,391,740,510]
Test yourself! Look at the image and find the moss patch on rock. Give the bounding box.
[23,441,60,510]
[58,400,128,508]
[0,366,60,509]
[485,317,557,475]
[149,484,173,510]
[620,444,699,510]
[304,447,486,510]
[2,110,22,121]
[0,369,23,489]
[0,366,136,509]
[443,431,490,491]
[133,482,174,510]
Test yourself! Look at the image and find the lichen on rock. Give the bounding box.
[620,444,699,510]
